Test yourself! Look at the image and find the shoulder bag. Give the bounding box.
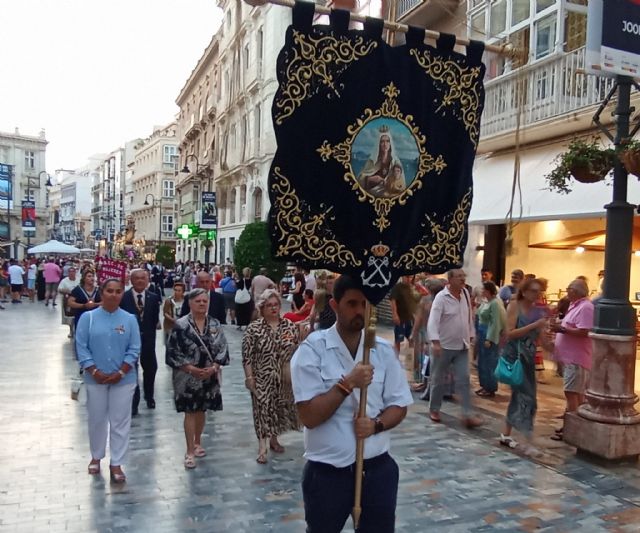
[494,342,524,387]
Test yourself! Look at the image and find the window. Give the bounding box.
[162,214,174,234]
[230,124,236,150]
[229,237,235,261]
[490,0,507,36]
[535,15,556,59]
[471,12,486,39]
[230,188,236,223]
[244,44,250,69]
[257,29,264,60]
[564,11,586,52]
[162,180,175,198]
[536,0,554,12]
[219,238,226,264]
[24,151,35,169]
[255,105,261,153]
[253,188,263,222]
[511,0,529,26]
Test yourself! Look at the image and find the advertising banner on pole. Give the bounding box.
[21,200,36,231]
[201,191,217,229]
[0,163,13,210]
[587,0,640,76]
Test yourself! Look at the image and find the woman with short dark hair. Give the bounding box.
[476,281,506,398]
[75,279,140,483]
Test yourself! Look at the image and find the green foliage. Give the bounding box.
[155,245,175,268]
[545,138,615,194]
[233,221,286,281]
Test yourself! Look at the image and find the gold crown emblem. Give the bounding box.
[379,125,390,133]
[371,243,389,257]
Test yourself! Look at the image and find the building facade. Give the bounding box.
[130,123,178,258]
[0,128,49,258]
[49,167,93,247]
[399,0,640,297]
[175,1,290,265]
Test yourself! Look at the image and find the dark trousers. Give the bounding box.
[302,452,398,533]
[132,346,157,411]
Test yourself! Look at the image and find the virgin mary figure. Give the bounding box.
[356,126,405,197]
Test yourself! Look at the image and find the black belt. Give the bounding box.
[309,452,389,473]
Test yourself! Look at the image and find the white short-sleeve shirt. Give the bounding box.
[290,325,413,468]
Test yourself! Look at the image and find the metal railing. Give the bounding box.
[397,0,422,19]
[481,47,616,139]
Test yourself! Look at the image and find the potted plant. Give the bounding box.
[545,138,615,194]
[620,139,640,179]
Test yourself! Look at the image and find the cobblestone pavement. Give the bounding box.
[2,299,640,532]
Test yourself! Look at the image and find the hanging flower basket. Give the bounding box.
[620,141,640,179]
[545,138,615,194]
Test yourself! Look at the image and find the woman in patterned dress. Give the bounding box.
[242,289,300,464]
[167,288,229,469]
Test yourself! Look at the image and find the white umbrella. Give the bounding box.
[79,248,95,253]
[28,240,81,254]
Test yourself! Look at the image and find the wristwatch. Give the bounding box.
[118,369,126,377]
[374,417,384,434]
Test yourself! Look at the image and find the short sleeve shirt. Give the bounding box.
[554,297,594,369]
[290,325,413,468]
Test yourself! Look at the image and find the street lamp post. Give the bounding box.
[24,171,53,249]
[144,193,163,249]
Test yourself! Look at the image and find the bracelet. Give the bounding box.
[336,378,352,397]
[118,369,126,377]
[245,376,254,381]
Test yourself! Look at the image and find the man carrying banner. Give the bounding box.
[290,275,412,533]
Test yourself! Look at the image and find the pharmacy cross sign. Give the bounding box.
[177,224,193,239]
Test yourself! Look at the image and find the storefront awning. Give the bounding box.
[529,219,640,251]
[469,144,640,225]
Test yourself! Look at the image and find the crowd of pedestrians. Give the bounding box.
[1,250,604,531]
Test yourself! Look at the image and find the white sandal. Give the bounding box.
[499,434,518,448]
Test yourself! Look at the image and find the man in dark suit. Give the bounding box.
[180,270,226,324]
[120,268,162,414]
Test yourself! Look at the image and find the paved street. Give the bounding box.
[3,300,640,532]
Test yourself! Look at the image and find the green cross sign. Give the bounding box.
[177,224,194,239]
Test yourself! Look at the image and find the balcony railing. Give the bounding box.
[481,47,616,139]
[397,0,421,19]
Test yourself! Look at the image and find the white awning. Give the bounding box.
[469,144,640,225]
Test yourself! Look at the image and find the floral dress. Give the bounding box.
[167,314,229,413]
[242,318,300,439]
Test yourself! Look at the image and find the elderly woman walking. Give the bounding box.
[242,289,300,464]
[166,288,229,469]
[75,278,140,483]
[476,281,506,398]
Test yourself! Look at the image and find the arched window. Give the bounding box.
[253,188,263,222]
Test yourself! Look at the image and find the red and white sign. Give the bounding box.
[95,256,127,285]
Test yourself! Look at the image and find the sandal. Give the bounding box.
[194,445,206,457]
[88,460,100,475]
[429,411,441,423]
[109,466,126,483]
[476,390,496,398]
[499,434,518,449]
[550,428,563,441]
[269,442,285,454]
[256,452,268,464]
[184,454,196,469]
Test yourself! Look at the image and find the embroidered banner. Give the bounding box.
[268,2,485,303]
[95,256,127,285]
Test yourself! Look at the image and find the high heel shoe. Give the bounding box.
[109,466,126,484]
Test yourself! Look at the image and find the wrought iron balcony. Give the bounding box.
[481,47,616,140]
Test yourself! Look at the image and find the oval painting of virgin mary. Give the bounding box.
[351,118,420,198]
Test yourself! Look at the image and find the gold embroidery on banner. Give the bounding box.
[317,83,446,232]
[271,167,361,267]
[409,50,482,147]
[274,30,378,125]
[393,189,472,270]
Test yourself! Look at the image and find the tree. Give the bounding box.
[233,221,285,282]
[155,245,175,268]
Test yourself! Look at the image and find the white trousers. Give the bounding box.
[85,382,136,466]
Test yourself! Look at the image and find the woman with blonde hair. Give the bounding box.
[235,267,254,330]
[242,289,300,464]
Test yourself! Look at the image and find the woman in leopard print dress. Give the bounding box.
[242,289,300,464]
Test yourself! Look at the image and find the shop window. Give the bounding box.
[535,14,556,59]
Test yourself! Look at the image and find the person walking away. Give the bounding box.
[75,278,140,483]
[8,259,24,304]
[242,289,300,464]
[426,269,483,427]
[235,267,254,330]
[250,267,275,302]
[499,278,552,456]
[389,276,418,355]
[26,260,37,302]
[58,267,80,338]
[166,288,229,469]
[548,278,594,441]
[476,281,506,398]
[290,275,413,533]
[163,281,185,343]
[43,257,62,306]
[290,270,306,311]
[499,269,524,308]
[120,269,161,412]
[220,271,237,324]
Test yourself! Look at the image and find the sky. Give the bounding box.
[0,0,223,172]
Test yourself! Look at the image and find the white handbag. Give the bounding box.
[235,287,250,304]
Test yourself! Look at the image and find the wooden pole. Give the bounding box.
[352,301,377,529]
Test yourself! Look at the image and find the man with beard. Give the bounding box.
[290,275,412,533]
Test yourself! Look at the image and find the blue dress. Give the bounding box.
[503,307,539,435]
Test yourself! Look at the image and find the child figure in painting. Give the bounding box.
[385,162,406,196]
